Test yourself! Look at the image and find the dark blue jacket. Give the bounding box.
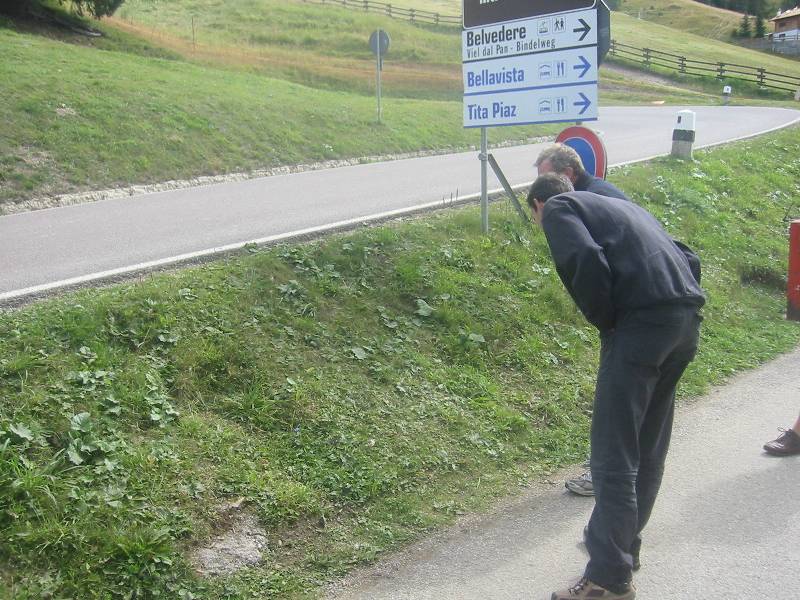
[573,172,702,286]
[574,171,629,201]
[541,191,705,332]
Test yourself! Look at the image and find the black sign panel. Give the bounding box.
[463,0,596,28]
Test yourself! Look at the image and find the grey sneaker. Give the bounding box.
[565,470,594,496]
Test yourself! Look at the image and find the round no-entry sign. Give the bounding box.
[555,126,607,179]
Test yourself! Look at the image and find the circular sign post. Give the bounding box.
[555,125,608,179]
[369,30,390,123]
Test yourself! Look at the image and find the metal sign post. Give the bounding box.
[376,39,382,123]
[480,128,488,233]
[369,30,390,123]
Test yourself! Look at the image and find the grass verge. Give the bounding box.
[2,125,800,599]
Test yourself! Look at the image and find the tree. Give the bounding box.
[738,12,753,37]
[0,0,124,18]
[755,14,767,36]
[59,0,125,17]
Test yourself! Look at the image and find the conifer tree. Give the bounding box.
[738,12,753,37]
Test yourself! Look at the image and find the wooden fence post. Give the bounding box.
[643,47,651,68]
[679,56,686,74]
[758,68,766,87]
[410,8,415,22]
[717,63,725,79]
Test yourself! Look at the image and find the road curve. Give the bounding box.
[1,105,799,302]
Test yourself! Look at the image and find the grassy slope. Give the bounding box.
[111,0,463,99]
[0,25,546,206]
[613,11,800,76]
[2,126,799,599]
[615,0,745,41]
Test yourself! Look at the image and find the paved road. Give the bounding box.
[325,348,800,600]
[1,106,799,302]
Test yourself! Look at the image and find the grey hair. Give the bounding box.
[535,144,586,177]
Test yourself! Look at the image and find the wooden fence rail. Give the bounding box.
[610,40,800,93]
[300,0,461,26]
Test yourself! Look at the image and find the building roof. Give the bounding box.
[772,6,800,22]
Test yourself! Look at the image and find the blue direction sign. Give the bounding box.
[464,0,596,29]
[462,10,598,62]
[462,5,601,128]
[463,48,597,95]
[464,85,597,128]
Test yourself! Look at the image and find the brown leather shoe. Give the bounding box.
[551,577,636,599]
[763,428,800,456]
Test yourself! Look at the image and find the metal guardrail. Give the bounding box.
[609,40,800,93]
[299,0,461,27]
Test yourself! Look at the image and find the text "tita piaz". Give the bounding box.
[467,102,517,120]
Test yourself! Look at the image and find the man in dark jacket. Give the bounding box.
[528,174,705,600]
[536,143,628,201]
[536,143,701,500]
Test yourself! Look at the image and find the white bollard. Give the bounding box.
[722,85,732,105]
[671,110,696,160]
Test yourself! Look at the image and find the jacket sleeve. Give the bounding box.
[673,240,702,284]
[541,200,615,331]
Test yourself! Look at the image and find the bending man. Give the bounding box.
[528,174,705,600]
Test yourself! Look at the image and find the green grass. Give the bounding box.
[614,0,745,41]
[2,125,799,599]
[613,11,800,77]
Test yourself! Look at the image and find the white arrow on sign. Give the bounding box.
[462,8,598,62]
[463,48,597,96]
[463,84,598,128]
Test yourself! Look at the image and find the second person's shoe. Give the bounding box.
[763,428,800,456]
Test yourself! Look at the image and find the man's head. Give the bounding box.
[535,144,586,184]
[527,173,574,225]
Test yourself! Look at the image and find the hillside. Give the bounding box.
[611,11,800,76]
[614,0,749,40]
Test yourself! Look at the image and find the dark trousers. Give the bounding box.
[584,305,701,588]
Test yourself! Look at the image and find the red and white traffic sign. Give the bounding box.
[555,125,607,178]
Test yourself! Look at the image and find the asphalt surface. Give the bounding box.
[325,348,800,600]
[1,105,799,302]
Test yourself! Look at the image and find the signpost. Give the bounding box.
[370,29,390,123]
[463,1,609,232]
[462,6,601,128]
